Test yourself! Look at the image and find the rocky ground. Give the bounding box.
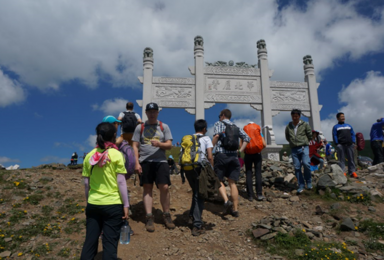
[0,161,383,259]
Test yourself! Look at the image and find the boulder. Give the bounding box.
[316,174,336,189]
[329,164,347,185]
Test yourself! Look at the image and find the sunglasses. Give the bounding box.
[218,114,222,119]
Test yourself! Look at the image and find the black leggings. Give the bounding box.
[244,153,263,197]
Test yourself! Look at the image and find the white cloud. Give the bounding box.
[0,0,383,92]
[93,98,128,115]
[321,71,384,141]
[86,135,97,148]
[0,156,20,164]
[40,156,68,164]
[0,70,26,107]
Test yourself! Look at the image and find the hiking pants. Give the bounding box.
[185,168,204,229]
[244,153,262,197]
[336,144,356,175]
[371,141,384,165]
[291,146,311,189]
[81,204,123,260]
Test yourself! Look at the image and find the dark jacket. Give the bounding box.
[285,120,312,148]
[370,118,384,141]
[332,123,355,145]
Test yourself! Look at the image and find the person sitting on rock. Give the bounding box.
[282,151,289,162]
[309,130,324,171]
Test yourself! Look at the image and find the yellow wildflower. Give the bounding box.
[18,253,23,256]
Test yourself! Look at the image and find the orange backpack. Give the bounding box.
[243,123,264,154]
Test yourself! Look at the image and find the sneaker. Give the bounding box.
[297,187,304,194]
[163,212,176,229]
[256,195,266,201]
[307,183,313,190]
[224,200,233,214]
[248,196,254,202]
[191,226,206,236]
[350,172,358,178]
[145,214,155,232]
[230,210,239,218]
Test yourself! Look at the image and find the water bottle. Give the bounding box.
[120,220,130,244]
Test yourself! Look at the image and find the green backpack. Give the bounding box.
[179,134,203,171]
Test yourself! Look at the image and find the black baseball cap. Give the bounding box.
[145,102,159,111]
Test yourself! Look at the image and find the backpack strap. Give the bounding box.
[140,121,164,136]
[159,121,164,132]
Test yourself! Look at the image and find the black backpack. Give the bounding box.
[121,112,138,133]
[221,121,240,151]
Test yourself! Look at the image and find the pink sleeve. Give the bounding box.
[117,174,129,208]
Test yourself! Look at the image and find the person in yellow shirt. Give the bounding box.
[80,122,129,260]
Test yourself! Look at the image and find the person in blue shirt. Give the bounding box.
[370,118,384,165]
[332,112,358,178]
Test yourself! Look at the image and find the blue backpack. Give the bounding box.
[119,140,136,179]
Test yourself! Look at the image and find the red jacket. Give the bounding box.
[309,139,322,158]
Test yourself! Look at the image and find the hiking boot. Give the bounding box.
[145,214,155,233]
[163,212,175,229]
[350,172,358,178]
[256,195,266,201]
[297,187,304,194]
[307,183,313,190]
[224,200,233,215]
[248,196,254,202]
[230,210,239,218]
[191,226,206,236]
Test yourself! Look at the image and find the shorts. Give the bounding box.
[140,162,171,187]
[214,153,240,182]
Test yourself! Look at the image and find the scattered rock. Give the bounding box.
[289,196,300,202]
[260,232,278,240]
[252,228,270,239]
[317,174,336,189]
[330,203,340,210]
[295,249,304,256]
[368,206,376,212]
[340,217,355,231]
[0,251,11,258]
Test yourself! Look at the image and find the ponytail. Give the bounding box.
[97,134,106,149]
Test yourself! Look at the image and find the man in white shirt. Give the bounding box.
[118,102,142,146]
[183,119,213,236]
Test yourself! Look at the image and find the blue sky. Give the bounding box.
[1,0,384,168]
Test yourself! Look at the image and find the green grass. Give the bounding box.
[254,229,357,260]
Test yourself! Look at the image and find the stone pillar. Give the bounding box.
[194,35,205,120]
[257,40,273,139]
[141,47,154,122]
[303,55,321,131]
